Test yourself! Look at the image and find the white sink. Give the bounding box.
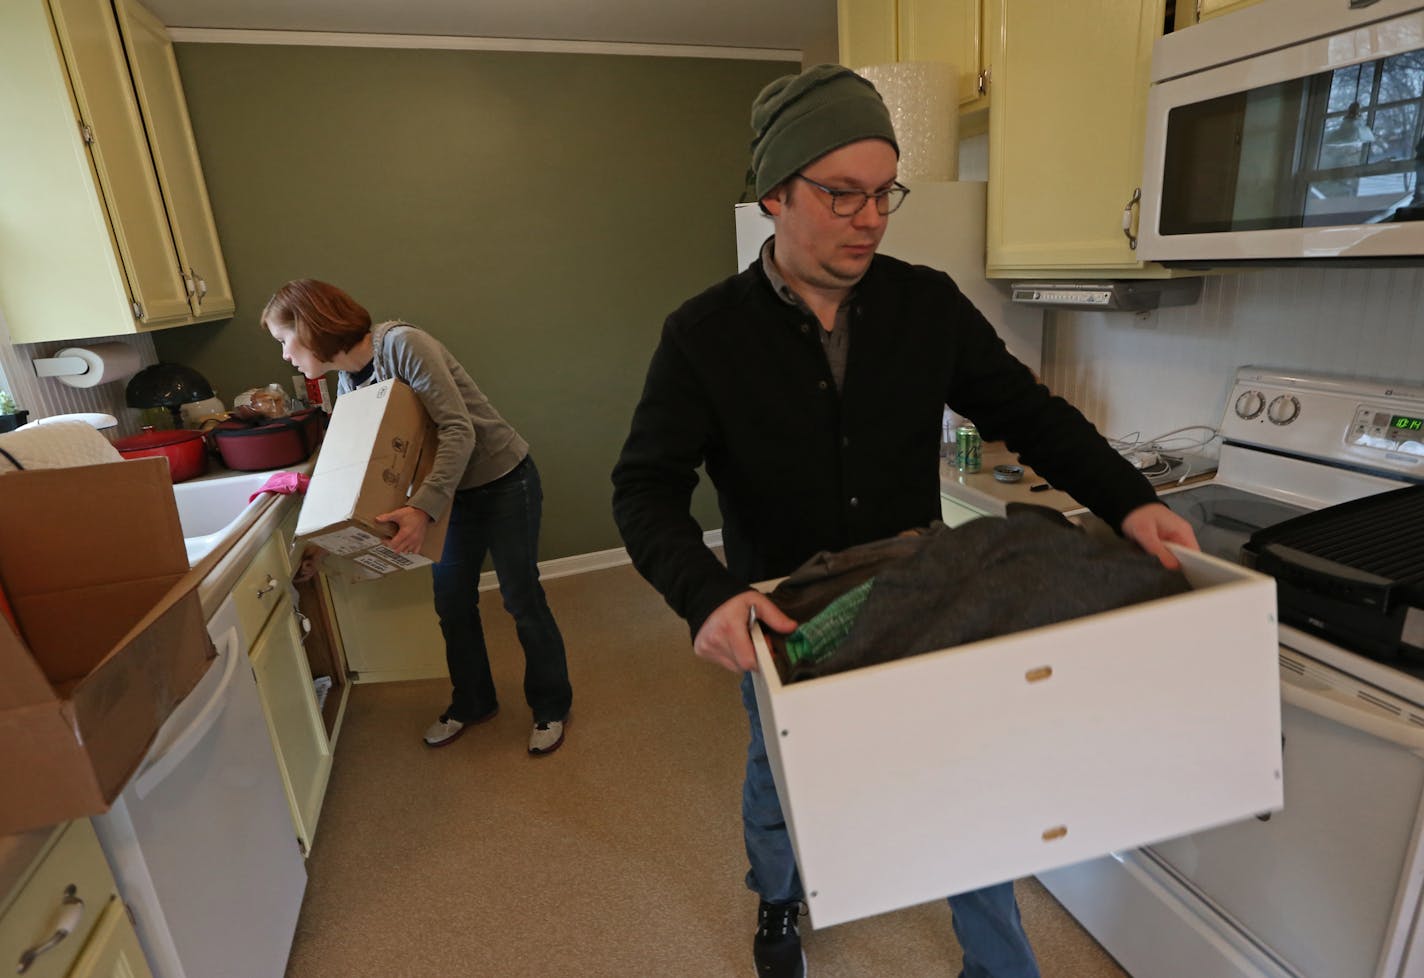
[173,471,278,564]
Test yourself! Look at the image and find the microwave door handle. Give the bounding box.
[1281,673,1424,756]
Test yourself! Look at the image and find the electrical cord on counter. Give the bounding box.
[1108,424,1220,486]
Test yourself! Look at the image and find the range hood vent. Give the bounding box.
[1009,278,1202,312]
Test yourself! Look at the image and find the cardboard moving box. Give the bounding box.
[295,379,449,580]
[750,545,1282,929]
[0,458,214,834]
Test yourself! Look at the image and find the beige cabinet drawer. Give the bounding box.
[0,821,114,978]
[751,547,1282,929]
[234,533,290,642]
[67,893,154,978]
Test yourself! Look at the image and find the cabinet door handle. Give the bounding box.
[1122,188,1142,251]
[16,884,85,974]
[976,68,989,97]
[256,575,279,597]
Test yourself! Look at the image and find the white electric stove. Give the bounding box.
[1040,367,1424,978]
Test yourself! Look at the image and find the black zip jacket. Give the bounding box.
[611,252,1158,636]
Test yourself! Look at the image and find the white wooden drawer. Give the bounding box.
[0,821,114,978]
[233,534,290,642]
[750,546,1283,929]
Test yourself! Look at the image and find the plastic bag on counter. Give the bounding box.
[234,383,291,418]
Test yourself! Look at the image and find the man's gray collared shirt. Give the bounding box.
[760,237,852,392]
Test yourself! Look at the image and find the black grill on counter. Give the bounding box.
[1244,484,1424,660]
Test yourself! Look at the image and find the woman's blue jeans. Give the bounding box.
[739,674,1040,978]
[431,456,572,724]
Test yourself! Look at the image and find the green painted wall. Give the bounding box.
[155,44,792,560]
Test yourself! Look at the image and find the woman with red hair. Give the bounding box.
[264,279,572,755]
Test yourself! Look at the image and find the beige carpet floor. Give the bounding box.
[286,563,1130,978]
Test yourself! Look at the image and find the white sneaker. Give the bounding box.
[528,717,566,755]
[423,715,466,747]
[423,705,497,747]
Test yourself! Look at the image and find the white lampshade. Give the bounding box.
[857,61,960,181]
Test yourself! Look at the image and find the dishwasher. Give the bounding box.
[91,592,307,978]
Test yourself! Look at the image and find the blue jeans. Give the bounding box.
[431,456,572,724]
[739,674,1040,978]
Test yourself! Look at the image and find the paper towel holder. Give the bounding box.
[32,354,91,379]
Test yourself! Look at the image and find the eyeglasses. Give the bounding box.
[794,174,910,217]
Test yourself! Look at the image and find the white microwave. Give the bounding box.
[1138,0,1424,265]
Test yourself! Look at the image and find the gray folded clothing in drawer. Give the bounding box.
[776,506,1189,682]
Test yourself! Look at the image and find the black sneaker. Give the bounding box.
[753,900,806,978]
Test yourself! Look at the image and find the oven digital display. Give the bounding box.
[1391,415,1423,433]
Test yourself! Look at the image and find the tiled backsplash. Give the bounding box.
[1041,265,1424,451]
[0,314,157,437]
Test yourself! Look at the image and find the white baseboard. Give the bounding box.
[477,529,723,591]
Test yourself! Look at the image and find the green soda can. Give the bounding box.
[955,423,982,473]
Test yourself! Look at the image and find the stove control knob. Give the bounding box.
[1235,390,1266,419]
[1267,394,1301,425]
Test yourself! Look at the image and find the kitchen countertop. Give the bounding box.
[189,458,315,614]
[940,443,1083,516]
[940,441,1215,518]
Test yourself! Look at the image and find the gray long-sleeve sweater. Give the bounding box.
[339,321,528,521]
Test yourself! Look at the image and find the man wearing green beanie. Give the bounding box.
[613,64,1197,978]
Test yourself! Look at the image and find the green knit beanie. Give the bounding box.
[749,64,899,201]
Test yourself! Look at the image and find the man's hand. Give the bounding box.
[693,591,798,674]
[1121,502,1199,571]
[375,505,432,554]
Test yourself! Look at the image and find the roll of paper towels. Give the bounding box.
[858,62,959,181]
[51,342,142,388]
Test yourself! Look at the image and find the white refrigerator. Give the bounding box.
[733,180,1043,373]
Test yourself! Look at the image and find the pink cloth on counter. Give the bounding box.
[249,471,310,502]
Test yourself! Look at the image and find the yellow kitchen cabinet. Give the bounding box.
[232,514,335,856]
[250,592,333,856]
[0,821,154,978]
[0,0,232,345]
[65,897,154,978]
[987,0,1170,278]
[837,0,994,126]
[837,0,897,71]
[326,569,449,683]
[279,506,352,745]
[1177,0,1264,27]
[113,0,233,322]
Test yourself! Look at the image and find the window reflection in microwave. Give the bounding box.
[1160,50,1424,234]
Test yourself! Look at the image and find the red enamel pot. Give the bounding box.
[113,427,209,483]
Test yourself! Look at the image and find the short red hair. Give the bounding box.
[260,279,372,362]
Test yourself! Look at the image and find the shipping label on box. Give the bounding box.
[295,379,449,579]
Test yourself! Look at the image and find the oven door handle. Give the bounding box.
[1281,674,1424,755]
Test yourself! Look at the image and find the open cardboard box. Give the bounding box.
[295,379,449,581]
[0,458,214,834]
[750,544,1283,929]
